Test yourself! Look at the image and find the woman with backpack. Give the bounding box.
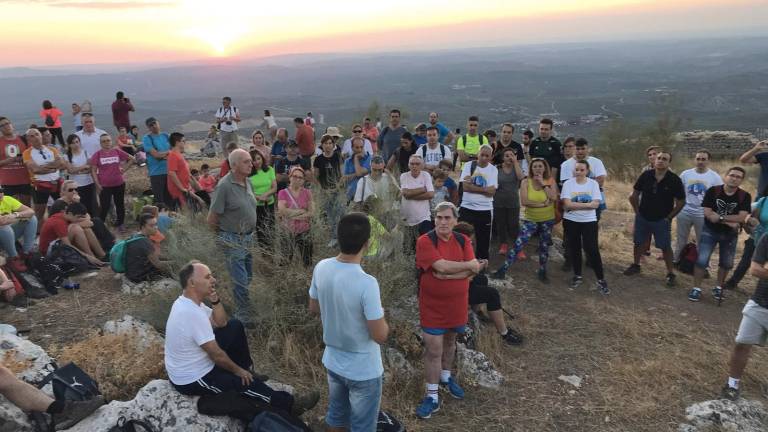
[560,160,608,294]
[491,158,559,282]
[40,100,65,148]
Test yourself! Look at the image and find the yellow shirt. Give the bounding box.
[523,179,555,222]
[365,215,387,257]
[0,195,22,215]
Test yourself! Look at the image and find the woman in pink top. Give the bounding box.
[40,100,65,148]
[277,166,313,266]
[90,133,133,232]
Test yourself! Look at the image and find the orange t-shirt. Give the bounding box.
[166,151,190,199]
[39,108,63,129]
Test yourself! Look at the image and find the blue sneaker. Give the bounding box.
[415,397,440,419]
[440,377,465,400]
[688,288,702,302]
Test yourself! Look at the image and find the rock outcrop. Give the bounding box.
[678,398,768,432]
[121,277,179,296]
[102,315,163,351]
[0,333,54,432]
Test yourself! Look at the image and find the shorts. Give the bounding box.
[695,227,738,270]
[422,325,467,336]
[735,300,768,345]
[32,188,60,205]
[2,184,31,197]
[633,214,671,250]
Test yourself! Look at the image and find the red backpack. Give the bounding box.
[677,242,698,275]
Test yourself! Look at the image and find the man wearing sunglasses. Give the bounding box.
[22,128,65,225]
[0,117,31,206]
[340,124,373,159]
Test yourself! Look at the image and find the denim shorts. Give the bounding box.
[695,227,738,270]
[326,369,382,431]
[422,325,467,336]
[633,214,672,250]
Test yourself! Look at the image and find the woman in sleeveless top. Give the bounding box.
[491,158,558,282]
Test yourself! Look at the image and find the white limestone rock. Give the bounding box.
[102,315,163,350]
[0,333,54,383]
[0,395,33,432]
[678,398,768,432]
[456,343,504,389]
[121,277,179,296]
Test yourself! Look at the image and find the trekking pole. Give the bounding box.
[501,307,515,320]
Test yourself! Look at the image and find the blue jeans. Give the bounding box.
[217,231,254,320]
[696,227,738,270]
[326,369,382,432]
[0,217,38,257]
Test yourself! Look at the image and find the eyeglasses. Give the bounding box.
[65,188,77,192]
[695,158,708,161]
[353,130,363,133]
[38,149,47,160]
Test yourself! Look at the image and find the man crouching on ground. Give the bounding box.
[415,201,480,419]
[165,260,318,416]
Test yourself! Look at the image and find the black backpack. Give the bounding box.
[44,113,55,127]
[420,143,447,161]
[27,252,65,293]
[377,411,406,432]
[248,411,309,432]
[30,363,102,432]
[47,242,101,275]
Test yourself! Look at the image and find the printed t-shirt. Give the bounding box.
[701,185,751,234]
[22,146,61,182]
[560,178,602,223]
[249,167,276,206]
[39,212,69,255]
[417,143,453,169]
[459,162,498,212]
[164,296,215,385]
[679,168,723,217]
[308,258,384,381]
[90,148,130,187]
[312,152,341,189]
[400,171,434,226]
[0,135,30,185]
[166,151,190,199]
[416,232,475,328]
[277,188,312,234]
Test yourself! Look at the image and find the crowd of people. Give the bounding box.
[3,93,768,430]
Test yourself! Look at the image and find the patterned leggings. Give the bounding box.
[502,219,555,270]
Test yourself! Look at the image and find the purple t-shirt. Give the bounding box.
[90,148,130,187]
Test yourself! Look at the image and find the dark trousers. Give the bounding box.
[459,207,493,260]
[77,183,98,217]
[150,174,171,207]
[172,319,294,412]
[281,231,312,267]
[255,204,275,249]
[563,219,604,280]
[99,183,126,226]
[468,275,501,311]
[196,190,211,207]
[91,217,115,252]
[727,237,756,288]
[494,206,520,245]
[50,127,65,147]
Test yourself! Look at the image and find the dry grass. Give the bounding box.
[50,332,166,401]
[1,350,33,374]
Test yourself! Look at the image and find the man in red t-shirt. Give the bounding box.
[166,132,204,210]
[0,117,31,205]
[414,201,482,419]
[294,117,315,158]
[111,91,135,130]
[39,202,106,266]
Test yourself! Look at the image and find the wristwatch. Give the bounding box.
[719,215,725,223]
[211,299,221,305]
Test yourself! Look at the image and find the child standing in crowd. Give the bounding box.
[431,170,449,210]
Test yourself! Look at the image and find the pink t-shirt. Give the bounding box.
[278,187,312,234]
[400,170,434,226]
[90,148,130,187]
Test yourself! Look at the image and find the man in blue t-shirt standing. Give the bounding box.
[428,112,454,146]
[142,117,172,206]
[309,212,389,432]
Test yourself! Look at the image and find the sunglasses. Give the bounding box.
[353,130,363,133]
[65,188,77,192]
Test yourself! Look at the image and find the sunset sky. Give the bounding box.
[2,0,766,67]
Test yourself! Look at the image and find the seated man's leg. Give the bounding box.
[82,227,106,258]
[214,319,252,370]
[67,224,95,257]
[12,217,38,255]
[0,225,19,257]
[0,365,53,412]
[90,217,115,252]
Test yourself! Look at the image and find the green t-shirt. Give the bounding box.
[249,166,276,206]
[0,195,22,215]
[456,134,487,157]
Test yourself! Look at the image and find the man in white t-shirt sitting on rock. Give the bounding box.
[165,260,319,417]
[675,150,723,264]
[417,126,453,175]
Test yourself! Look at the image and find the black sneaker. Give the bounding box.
[490,267,508,280]
[53,396,105,429]
[720,385,739,401]
[597,280,610,295]
[569,276,583,290]
[623,264,641,276]
[666,273,677,287]
[291,390,320,417]
[537,268,549,283]
[501,327,524,346]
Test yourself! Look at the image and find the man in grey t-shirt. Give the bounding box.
[377,109,407,162]
[208,149,258,325]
